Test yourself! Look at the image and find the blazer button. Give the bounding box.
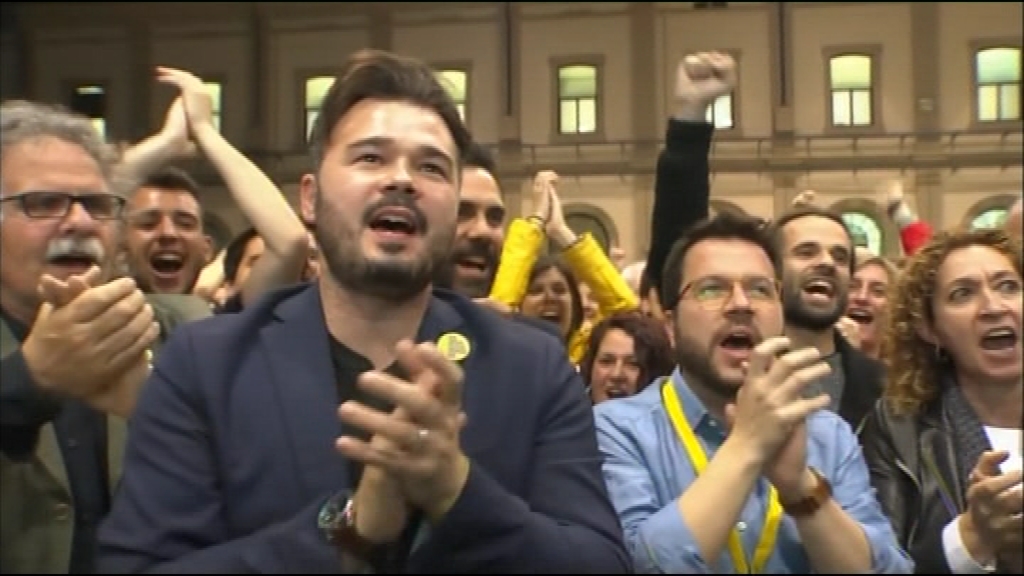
[53,503,71,522]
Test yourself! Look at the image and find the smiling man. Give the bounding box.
[768,206,884,431]
[123,167,211,295]
[433,142,505,299]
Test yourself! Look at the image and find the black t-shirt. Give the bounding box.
[327,337,418,570]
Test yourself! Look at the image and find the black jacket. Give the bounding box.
[859,398,1018,574]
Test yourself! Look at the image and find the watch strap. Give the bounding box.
[318,492,380,561]
[781,467,832,517]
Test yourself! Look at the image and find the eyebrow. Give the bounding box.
[347,137,454,167]
[945,269,1018,290]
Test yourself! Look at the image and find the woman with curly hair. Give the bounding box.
[860,228,1023,574]
[580,312,675,405]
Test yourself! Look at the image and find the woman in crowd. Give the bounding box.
[490,171,638,363]
[846,246,899,360]
[860,228,1023,574]
[579,311,674,405]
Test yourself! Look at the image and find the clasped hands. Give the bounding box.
[335,340,470,544]
[22,266,157,419]
[960,451,1023,570]
[726,337,834,504]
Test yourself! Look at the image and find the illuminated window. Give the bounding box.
[436,69,468,122]
[706,93,735,130]
[971,207,1008,230]
[842,212,883,255]
[204,81,223,132]
[557,65,598,135]
[829,54,874,127]
[305,76,335,140]
[976,47,1021,122]
[71,85,107,140]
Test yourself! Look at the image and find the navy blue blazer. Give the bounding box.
[97,284,629,573]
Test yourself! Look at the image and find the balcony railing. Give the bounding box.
[182,128,1023,185]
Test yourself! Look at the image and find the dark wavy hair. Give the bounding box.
[580,311,675,394]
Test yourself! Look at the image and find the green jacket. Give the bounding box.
[0,294,211,574]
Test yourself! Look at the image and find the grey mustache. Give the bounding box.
[45,237,105,263]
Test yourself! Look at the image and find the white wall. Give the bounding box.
[937,2,1024,131]
[392,19,503,144]
[150,23,252,143]
[519,11,632,144]
[790,3,914,135]
[31,27,132,140]
[268,18,369,152]
[657,5,774,139]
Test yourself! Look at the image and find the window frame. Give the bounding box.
[200,76,226,134]
[550,55,605,143]
[823,45,884,135]
[432,61,473,127]
[65,79,110,141]
[970,39,1022,130]
[296,68,339,149]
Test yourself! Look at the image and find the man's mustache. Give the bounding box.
[45,236,105,264]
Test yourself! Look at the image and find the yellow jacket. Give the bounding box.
[490,218,639,363]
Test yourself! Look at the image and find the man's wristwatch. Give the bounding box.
[318,491,380,561]
[780,467,832,517]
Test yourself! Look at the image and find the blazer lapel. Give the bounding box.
[261,285,348,499]
[1,316,71,493]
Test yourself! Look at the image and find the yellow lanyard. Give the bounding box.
[661,380,783,574]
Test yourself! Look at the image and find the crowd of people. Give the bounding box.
[1,47,1020,574]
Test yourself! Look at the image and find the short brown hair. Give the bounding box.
[307,49,471,171]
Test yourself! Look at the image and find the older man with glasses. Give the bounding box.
[0,100,208,574]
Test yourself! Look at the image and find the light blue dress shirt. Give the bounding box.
[594,369,913,574]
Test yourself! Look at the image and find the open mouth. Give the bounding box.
[369,208,418,237]
[456,256,489,274]
[150,252,184,277]
[719,328,756,351]
[847,308,875,325]
[802,279,836,301]
[605,387,629,400]
[980,327,1019,351]
[48,252,97,270]
[539,309,563,325]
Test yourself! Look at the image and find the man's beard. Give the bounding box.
[781,276,848,332]
[673,324,740,401]
[315,191,453,303]
[433,237,498,299]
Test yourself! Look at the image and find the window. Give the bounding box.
[829,54,873,127]
[204,81,223,132]
[305,76,335,140]
[557,64,598,135]
[971,207,1008,230]
[706,93,735,130]
[842,212,883,255]
[976,47,1021,122]
[436,69,468,122]
[70,85,107,140]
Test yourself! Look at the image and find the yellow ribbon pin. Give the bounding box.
[436,333,471,362]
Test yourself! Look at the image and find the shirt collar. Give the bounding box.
[669,367,728,441]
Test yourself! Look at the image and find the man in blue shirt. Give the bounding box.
[594,208,913,574]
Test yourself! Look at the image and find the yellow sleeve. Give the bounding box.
[488,218,547,307]
[561,233,639,319]
[567,325,591,365]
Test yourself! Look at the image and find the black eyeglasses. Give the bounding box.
[0,191,126,220]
